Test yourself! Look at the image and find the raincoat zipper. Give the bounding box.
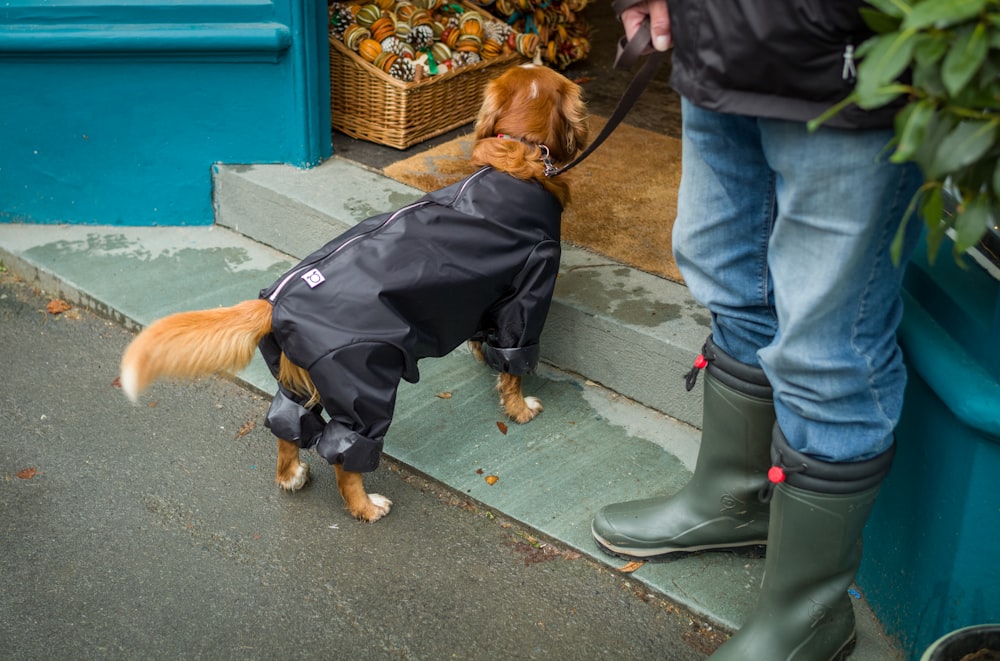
[266,199,433,303]
[266,166,490,303]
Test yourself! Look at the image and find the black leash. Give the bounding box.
[547,1,668,177]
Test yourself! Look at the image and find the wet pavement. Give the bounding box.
[0,269,721,660]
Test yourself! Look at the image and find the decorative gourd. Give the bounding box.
[357,37,383,62]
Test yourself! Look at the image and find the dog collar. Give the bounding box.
[496,134,560,177]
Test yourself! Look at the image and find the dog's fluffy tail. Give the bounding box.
[120,298,273,402]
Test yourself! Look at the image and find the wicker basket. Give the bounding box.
[329,36,524,150]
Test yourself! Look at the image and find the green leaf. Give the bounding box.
[902,0,986,31]
[931,119,998,178]
[953,193,993,253]
[892,187,927,264]
[971,56,1000,108]
[911,111,956,178]
[994,159,1000,197]
[891,99,937,162]
[920,182,946,229]
[912,49,947,98]
[862,30,919,84]
[866,0,912,19]
[894,100,917,135]
[951,77,1000,108]
[924,217,949,263]
[856,84,910,110]
[952,157,998,204]
[855,30,917,107]
[860,7,904,33]
[854,34,880,60]
[912,55,948,99]
[942,22,989,97]
[913,32,951,68]
[890,221,908,265]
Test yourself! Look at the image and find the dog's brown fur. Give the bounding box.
[119,64,588,523]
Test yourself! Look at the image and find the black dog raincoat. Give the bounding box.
[257,166,563,472]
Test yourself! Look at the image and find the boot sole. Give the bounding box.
[592,526,766,561]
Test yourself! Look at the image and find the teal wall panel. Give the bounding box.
[0,0,331,226]
[859,237,1000,659]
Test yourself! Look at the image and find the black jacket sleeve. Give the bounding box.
[263,343,405,473]
[480,240,560,375]
[306,341,406,472]
[263,385,326,447]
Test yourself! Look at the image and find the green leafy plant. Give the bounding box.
[810,0,1000,263]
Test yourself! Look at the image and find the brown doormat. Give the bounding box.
[382,116,684,283]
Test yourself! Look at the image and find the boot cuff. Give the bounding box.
[767,425,894,495]
[701,335,772,399]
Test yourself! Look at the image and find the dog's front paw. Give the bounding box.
[351,493,393,523]
[507,396,543,424]
[277,461,310,491]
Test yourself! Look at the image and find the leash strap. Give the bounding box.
[547,0,668,177]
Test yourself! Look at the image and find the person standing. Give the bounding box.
[591,1,922,658]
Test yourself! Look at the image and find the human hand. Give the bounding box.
[621,0,672,52]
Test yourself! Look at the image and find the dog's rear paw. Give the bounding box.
[507,396,543,424]
[351,493,393,522]
[277,462,310,492]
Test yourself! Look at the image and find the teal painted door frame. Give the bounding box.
[0,0,331,226]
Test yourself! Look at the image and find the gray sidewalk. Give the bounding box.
[0,272,716,660]
[0,156,902,659]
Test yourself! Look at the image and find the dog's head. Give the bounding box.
[471,64,589,203]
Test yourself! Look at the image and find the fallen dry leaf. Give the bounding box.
[46,299,71,315]
[485,475,499,486]
[147,401,158,408]
[235,419,256,439]
[496,421,508,435]
[508,536,582,565]
[619,560,646,573]
[15,467,37,480]
[435,391,452,399]
[111,376,122,388]
[475,468,484,475]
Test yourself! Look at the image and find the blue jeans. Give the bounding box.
[673,99,923,462]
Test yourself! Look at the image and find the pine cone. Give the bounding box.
[409,24,435,50]
[328,2,355,40]
[453,51,482,68]
[389,58,417,82]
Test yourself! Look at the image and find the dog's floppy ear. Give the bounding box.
[553,77,589,161]
[474,74,508,140]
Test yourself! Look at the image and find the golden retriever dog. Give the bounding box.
[120,64,588,523]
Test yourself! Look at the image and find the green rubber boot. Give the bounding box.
[591,336,775,558]
[710,428,895,661]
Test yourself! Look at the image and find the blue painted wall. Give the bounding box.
[0,0,331,226]
[860,237,1000,659]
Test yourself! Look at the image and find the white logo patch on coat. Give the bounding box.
[301,268,326,288]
